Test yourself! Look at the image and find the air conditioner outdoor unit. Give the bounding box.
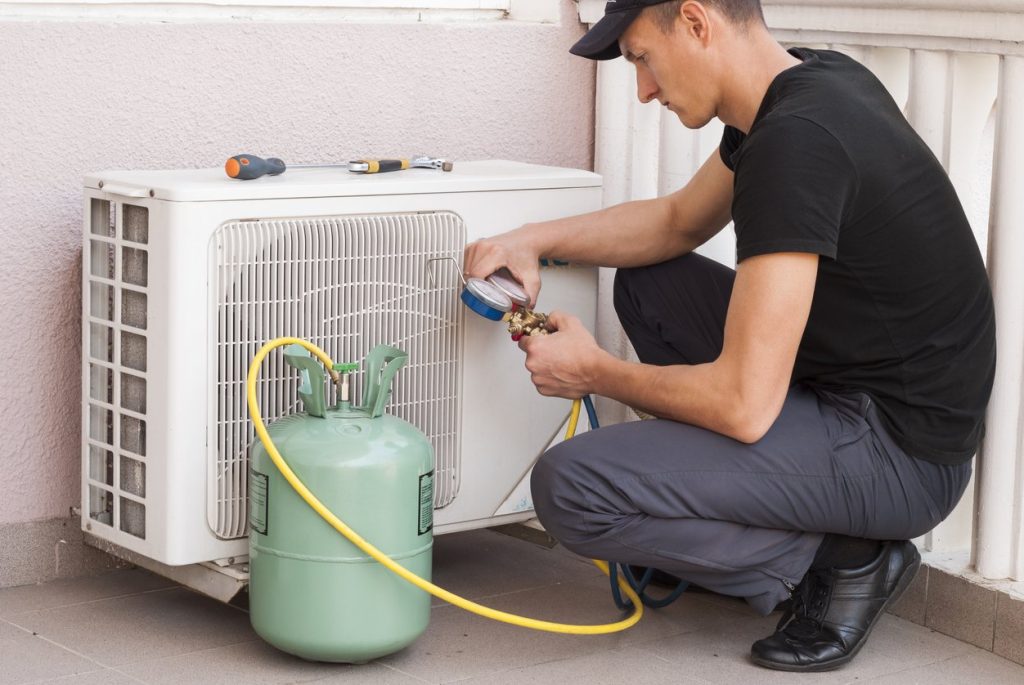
[80,160,602,568]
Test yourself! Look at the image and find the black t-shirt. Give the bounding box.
[719,48,995,465]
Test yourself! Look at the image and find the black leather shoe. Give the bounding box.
[750,540,921,672]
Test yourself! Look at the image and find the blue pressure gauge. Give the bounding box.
[461,278,513,321]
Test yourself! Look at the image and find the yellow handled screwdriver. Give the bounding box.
[225,154,452,180]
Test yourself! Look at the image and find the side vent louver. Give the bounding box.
[85,200,149,540]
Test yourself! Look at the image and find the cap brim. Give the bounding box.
[570,9,642,61]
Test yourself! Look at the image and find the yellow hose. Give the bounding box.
[247,337,642,634]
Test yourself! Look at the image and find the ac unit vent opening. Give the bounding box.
[84,200,150,540]
[210,212,466,540]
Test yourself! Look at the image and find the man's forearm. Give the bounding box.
[582,253,819,444]
[515,196,698,269]
[590,353,773,444]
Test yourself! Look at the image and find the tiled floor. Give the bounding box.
[3,529,1024,684]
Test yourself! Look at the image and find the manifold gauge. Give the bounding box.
[486,268,530,308]
[461,278,513,321]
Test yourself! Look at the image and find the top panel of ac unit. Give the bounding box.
[83,160,601,202]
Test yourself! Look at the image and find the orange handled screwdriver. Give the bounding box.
[224,154,351,180]
[226,154,284,180]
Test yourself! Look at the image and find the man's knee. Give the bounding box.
[530,441,599,551]
[529,443,576,528]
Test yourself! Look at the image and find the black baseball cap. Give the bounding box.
[570,0,675,61]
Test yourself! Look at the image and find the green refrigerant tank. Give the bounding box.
[248,344,434,663]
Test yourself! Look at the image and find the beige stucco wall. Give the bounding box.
[0,3,594,529]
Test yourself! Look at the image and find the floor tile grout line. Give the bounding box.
[430,645,722,684]
[436,651,608,684]
[644,650,719,684]
[3,613,264,679]
[375,661,436,684]
[103,665,152,685]
[99,637,265,669]
[0,618,35,638]
[18,666,109,685]
[846,651,996,684]
[1,585,181,619]
[9,631,120,684]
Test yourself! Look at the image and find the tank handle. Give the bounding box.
[283,344,327,418]
[362,345,408,418]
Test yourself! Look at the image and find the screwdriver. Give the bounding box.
[225,154,343,180]
[225,154,453,180]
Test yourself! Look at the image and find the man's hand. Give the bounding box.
[517,311,611,399]
[464,229,542,307]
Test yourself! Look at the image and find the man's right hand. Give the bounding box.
[464,228,543,307]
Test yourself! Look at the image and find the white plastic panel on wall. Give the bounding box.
[211,212,466,539]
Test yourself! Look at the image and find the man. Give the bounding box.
[464,0,995,672]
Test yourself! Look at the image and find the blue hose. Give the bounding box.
[608,563,690,610]
[582,395,599,430]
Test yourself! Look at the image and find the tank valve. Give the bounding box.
[332,363,360,405]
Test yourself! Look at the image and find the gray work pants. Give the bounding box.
[530,253,971,614]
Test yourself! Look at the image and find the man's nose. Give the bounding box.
[635,67,658,104]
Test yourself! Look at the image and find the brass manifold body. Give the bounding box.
[503,307,549,338]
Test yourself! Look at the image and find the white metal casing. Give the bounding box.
[81,160,601,566]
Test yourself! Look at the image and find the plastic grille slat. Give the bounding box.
[211,212,465,539]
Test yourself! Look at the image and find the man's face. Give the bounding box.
[618,7,716,129]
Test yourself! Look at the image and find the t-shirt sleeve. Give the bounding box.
[731,115,858,262]
[719,125,745,171]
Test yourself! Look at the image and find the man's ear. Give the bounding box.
[680,0,713,45]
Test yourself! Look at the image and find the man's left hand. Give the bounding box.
[517,311,609,399]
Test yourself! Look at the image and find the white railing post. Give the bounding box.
[906,50,952,168]
[594,58,662,424]
[977,54,1024,581]
[595,60,662,207]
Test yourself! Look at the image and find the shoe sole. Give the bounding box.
[750,548,922,673]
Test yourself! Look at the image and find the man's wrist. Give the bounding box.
[588,350,625,398]
[516,221,556,260]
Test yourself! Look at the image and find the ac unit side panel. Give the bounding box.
[82,194,244,565]
[430,186,603,528]
[434,263,600,529]
[81,194,168,559]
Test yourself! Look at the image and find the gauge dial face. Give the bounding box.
[487,269,530,307]
[465,278,513,312]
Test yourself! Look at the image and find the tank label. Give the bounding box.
[418,471,434,536]
[250,468,269,536]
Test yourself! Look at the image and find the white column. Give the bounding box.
[923,53,998,554]
[947,53,999,259]
[906,49,953,168]
[594,58,662,205]
[658,108,702,197]
[863,47,911,112]
[977,55,1024,581]
[595,58,636,208]
[593,57,663,424]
